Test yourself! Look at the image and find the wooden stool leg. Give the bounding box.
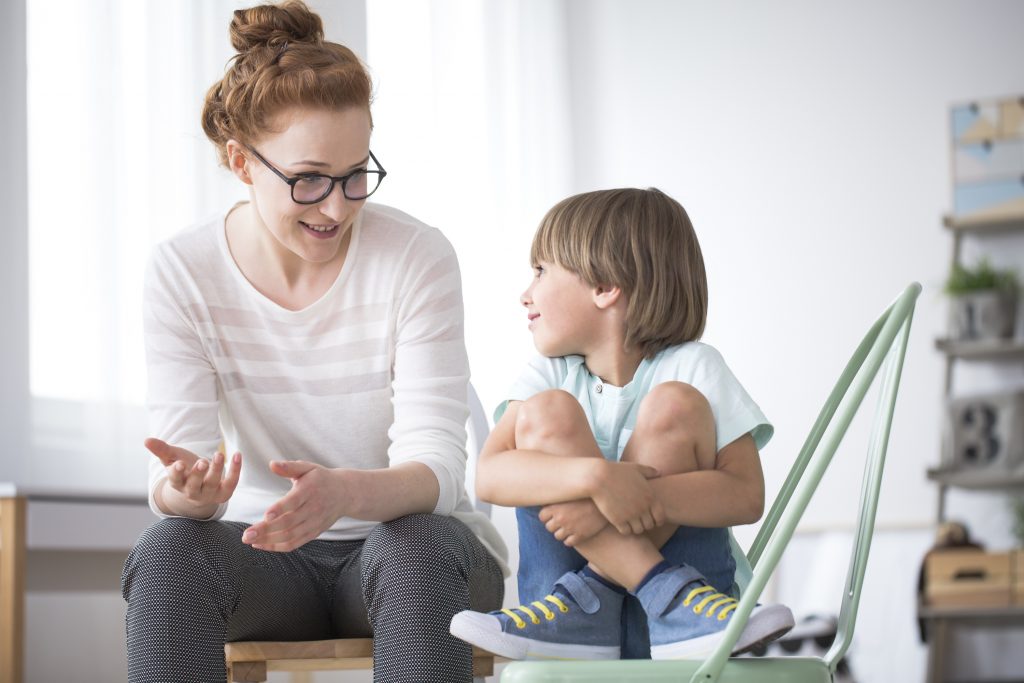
[1,497,27,683]
[230,660,268,682]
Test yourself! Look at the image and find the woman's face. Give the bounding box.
[241,106,373,265]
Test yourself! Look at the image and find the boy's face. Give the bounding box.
[520,261,601,357]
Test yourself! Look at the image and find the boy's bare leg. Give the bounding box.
[515,389,664,590]
[620,381,716,549]
[575,382,717,589]
[514,389,606,462]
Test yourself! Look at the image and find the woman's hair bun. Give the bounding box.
[230,0,324,53]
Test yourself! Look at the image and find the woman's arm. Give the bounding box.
[241,460,441,552]
[143,245,232,520]
[648,433,766,527]
[384,228,473,516]
[331,461,440,520]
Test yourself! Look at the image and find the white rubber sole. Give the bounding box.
[450,611,620,661]
[650,604,796,660]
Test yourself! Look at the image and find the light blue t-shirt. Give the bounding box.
[496,341,773,594]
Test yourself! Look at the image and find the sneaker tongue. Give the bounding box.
[553,571,601,614]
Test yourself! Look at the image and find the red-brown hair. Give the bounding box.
[201,0,373,166]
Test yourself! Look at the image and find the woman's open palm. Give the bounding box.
[145,437,242,508]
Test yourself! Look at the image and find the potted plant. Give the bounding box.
[945,258,1019,341]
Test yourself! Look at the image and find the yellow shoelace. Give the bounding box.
[682,585,739,622]
[501,595,571,629]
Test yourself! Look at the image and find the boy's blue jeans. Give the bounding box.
[516,505,736,659]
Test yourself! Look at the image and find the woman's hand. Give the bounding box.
[589,461,665,536]
[242,461,348,552]
[539,499,609,547]
[145,437,242,518]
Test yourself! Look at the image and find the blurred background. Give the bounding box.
[1,1,1023,681]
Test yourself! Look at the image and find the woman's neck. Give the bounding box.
[225,202,350,310]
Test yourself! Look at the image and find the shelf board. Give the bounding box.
[935,337,1024,360]
[927,467,1024,489]
[918,603,1024,620]
[943,212,1024,234]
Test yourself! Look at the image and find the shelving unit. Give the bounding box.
[929,211,1024,519]
[920,93,1024,683]
[923,210,1024,683]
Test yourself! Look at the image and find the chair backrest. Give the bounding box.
[467,382,493,517]
[691,282,921,683]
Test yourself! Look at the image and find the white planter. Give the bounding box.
[948,289,1018,340]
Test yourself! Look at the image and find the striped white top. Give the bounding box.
[143,202,509,575]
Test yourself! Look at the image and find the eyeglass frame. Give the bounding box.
[245,145,387,204]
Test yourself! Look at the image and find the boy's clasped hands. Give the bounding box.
[540,460,664,546]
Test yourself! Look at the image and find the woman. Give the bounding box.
[120,2,507,682]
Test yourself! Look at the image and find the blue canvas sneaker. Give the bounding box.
[637,564,795,660]
[450,569,623,660]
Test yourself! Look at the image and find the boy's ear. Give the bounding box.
[592,284,623,310]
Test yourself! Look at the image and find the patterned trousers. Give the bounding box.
[121,513,504,683]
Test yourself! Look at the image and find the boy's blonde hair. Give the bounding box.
[530,188,707,359]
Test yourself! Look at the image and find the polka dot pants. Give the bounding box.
[121,514,504,683]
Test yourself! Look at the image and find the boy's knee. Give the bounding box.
[516,390,586,445]
[637,381,712,434]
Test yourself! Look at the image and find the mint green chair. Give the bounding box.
[500,282,921,683]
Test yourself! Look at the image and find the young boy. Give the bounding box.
[450,188,794,660]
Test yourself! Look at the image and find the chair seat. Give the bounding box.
[225,638,497,681]
[499,656,834,683]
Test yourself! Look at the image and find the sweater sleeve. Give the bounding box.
[387,228,471,516]
[142,244,226,520]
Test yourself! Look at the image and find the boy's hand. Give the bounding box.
[589,461,665,535]
[540,499,608,547]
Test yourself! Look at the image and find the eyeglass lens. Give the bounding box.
[293,171,381,203]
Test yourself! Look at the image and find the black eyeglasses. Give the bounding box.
[246,146,387,204]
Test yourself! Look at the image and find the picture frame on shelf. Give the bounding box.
[941,390,1024,477]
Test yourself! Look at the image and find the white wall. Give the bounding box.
[0,0,28,471]
[553,1,1024,680]
[561,0,1024,530]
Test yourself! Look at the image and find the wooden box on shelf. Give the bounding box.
[1015,550,1024,605]
[926,550,1013,608]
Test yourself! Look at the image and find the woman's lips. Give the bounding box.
[300,221,340,239]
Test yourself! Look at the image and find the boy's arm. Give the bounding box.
[647,433,766,527]
[476,401,603,506]
[476,401,660,528]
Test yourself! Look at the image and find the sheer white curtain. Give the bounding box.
[21,0,571,490]
[26,1,248,486]
[366,0,576,416]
